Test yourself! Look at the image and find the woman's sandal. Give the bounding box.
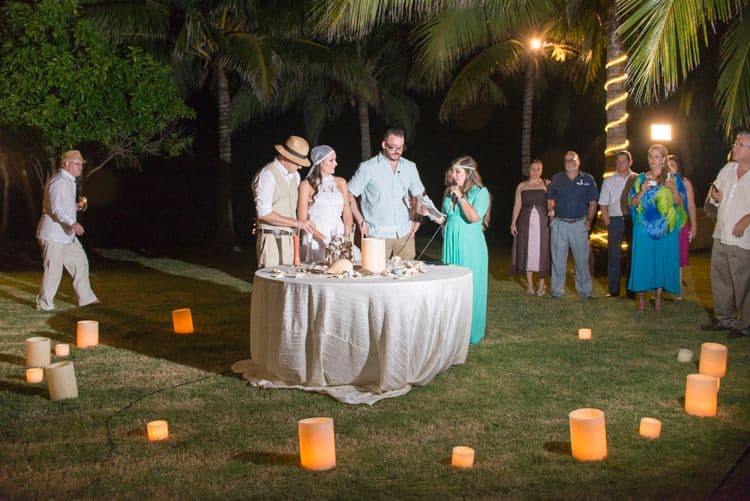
[536,285,546,297]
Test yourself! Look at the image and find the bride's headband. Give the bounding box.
[451,162,476,171]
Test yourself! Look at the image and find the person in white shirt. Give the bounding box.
[598,151,636,297]
[252,136,316,267]
[36,150,99,311]
[701,131,750,337]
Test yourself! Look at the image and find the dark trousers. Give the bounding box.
[606,216,630,295]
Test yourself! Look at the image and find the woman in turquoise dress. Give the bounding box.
[628,144,688,312]
[427,156,491,344]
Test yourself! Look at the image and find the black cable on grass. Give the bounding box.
[77,368,233,495]
[708,440,750,499]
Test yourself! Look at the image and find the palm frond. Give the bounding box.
[413,6,497,77]
[81,1,170,43]
[171,54,209,96]
[378,89,419,134]
[437,41,522,120]
[221,32,280,100]
[715,7,750,137]
[618,0,743,103]
[310,0,445,40]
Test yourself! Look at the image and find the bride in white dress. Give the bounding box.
[297,145,360,263]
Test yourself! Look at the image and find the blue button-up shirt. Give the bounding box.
[546,171,599,219]
[348,153,425,238]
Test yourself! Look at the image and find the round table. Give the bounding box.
[232,264,472,404]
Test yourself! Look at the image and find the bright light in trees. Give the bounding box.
[650,123,672,141]
[529,38,542,50]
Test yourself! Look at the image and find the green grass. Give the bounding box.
[1,241,748,499]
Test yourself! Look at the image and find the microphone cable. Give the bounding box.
[416,222,444,261]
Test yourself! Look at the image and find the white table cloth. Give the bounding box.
[232,264,472,404]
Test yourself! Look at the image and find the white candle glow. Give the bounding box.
[685,373,719,417]
[172,308,194,334]
[577,328,592,340]
[54,343,70,357]
[298,417,336,471]
[46,361,78,401]
[26,368,43,383]
[361,238,386,274]
[698,342,728,378]
[569,408,607,461]
[639,417,662,439]
[76,320,99,348]
[451,446,475,469]
[147,420,169,441]
[25,336,51,368]
[676,348,693,363]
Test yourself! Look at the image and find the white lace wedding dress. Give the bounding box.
[302,175,360,263]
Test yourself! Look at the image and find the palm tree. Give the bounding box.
[85,0,280,247]
[412,3,569,174]
[303,26,419,161]
[618,0,749,138]
[313,1,581,174]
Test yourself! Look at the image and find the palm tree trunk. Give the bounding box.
[19,166,39,228]
[214,66,235,247]
[358,99,372,161]
[0,152,9,235]
[521,62,534,176]
[604,6,628,172]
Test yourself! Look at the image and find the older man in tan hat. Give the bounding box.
[36,150,99,311]
[252,136,316,267]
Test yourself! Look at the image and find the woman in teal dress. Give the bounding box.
[430,156,491,344]
[628,144,688,312]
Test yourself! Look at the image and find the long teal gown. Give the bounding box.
[627,173,688,294]
[441,186,490,344]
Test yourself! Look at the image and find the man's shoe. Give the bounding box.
[728,329,747,339]
[701,322,729,332]
[606,293,619,298]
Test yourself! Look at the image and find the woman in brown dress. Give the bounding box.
[510,160,551,295]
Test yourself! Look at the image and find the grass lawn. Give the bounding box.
[0,239,748,499]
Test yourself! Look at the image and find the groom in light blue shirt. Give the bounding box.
[348,129,426,260]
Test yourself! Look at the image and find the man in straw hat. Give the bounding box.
[252,135,316,267]
[36,150,99,311]
[348,128,426,260]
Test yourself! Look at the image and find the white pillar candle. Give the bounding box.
[298,417,336,471]
[172,308,194,334]
[25,336,51,368]
[639,417,662,439]
[577,328,592,340]
[569,408,607,461]
[54,343,70,357]
[684,373,719,417]
[76,320,99,348]
[46,361,78,401]
[676,348,693,363]
[698,342,728,378]
[147,420,169,441]
[451,446,475,469]
[361,238,386,274]
[26,368,43,383]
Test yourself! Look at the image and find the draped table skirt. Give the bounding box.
[232,264,472,404]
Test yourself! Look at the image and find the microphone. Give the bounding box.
[450,181,458,208]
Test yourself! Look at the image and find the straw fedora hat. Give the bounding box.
[60,150,86,164]
[275,136,311,167]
